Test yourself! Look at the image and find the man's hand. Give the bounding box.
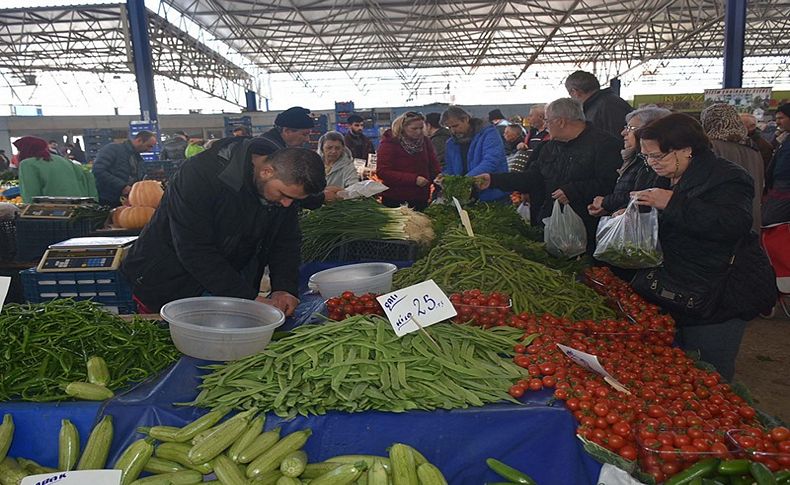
[416,176,430,187]
[631,188,673,210]
[323,186,343,202]
[516,142,528,151]
[256,291,300,316]
[474,174,492,190]
[551,189,569,205]
[587,195,607,216]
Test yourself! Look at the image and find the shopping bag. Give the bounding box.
[516,201,531,224]
[593,197,663,269]
[542,199,587,259]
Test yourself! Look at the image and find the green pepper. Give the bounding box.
[719,460,752,476]
[749,461,777,485]
[775,470,790,484]
[485,458,537,485]
[665,459,721,485]
[729,475,755,485]
[703,479,729,485]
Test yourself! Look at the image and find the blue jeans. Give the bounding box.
[677,318,747,382]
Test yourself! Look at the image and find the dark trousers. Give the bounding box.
[677,317,747,382]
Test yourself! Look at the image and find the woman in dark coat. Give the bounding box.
[631,113,763,381]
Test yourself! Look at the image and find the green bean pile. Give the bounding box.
[394,229,615,320]
[498,234,591,275]
[0,299,180,401]
[191,316,528,417]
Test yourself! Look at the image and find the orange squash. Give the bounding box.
[110,206,126,227]
[118,206,155,229]
[128,180,164,208]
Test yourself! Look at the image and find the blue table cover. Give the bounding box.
[0,260,603,484]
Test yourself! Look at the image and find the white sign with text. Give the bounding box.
[22,470,122,485]
[376,280,457,337]
[557,343,630,393]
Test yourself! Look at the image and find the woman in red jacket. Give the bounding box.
[376,111,441,210]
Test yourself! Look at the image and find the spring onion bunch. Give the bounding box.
[300,199,435,261]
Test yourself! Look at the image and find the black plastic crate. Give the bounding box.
[326,239,420,262]
[0,219,16,261]
[15,217,102,262]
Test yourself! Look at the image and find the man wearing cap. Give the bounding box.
[122,137,327,315]
[160,131,188,160]
[488,109,510,140]
[260,106,313,148]
[232,125,251,137]
[344,114,375,161]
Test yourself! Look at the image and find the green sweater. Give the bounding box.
[19,155,99,203]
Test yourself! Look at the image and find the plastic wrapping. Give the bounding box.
[594,197,663,269]
[542,200,587,259]
[338,180,388,200]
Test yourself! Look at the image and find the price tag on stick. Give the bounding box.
[556,343,631,394]
[376,280,457,337]
[452,197,475,237]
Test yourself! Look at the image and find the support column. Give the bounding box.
[245,90,258,112]
[126,0,158,122]
[609,78,622,97]
[723,0,747,88]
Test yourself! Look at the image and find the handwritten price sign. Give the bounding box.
[376,280,457,337]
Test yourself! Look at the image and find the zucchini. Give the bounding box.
[147,425,184,442]
[416,463,447,485]
[114,438,155,485]
[398,445,428,466]
[246,429,313,478]
[65,381,114,401]
[367,460,388,485]
[187,411,253,465]
[212,453,248,485]
[249,470,284,484]
[0,457,28,485]
[87,356,111,386]
[323,456,391,472]
[276,477,302,485]
[300,462,343,479]
[129,470,204,484]
[0,415,13,462]
[143,456,185,474]
[310,462,367,485]
[390,444,418,485]
[77,415,114,470]
[239,428,282,464]
[155,442,212,474]
[229,415,265,462]
[280,451,308,478]
[18,457,56,475]
[58,418,80,471]
[174,407,230,442]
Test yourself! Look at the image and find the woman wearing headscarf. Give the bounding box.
[376,112,441,210]
[14,136,98,203]
[700,103,764,231]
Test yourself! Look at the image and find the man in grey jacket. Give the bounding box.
[566,70,633,138]
[92,131,157,206]
[160,131,188,160]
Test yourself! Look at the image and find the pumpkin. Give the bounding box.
[110,206,126,227]
[118,206,155,229]
[128,180,164,208]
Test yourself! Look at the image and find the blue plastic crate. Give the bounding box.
[335,101,354,112]
[15,218,102,262]
[21,268,135,314]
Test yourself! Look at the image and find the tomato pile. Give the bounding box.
[325,291,384,320]
[449,290,511,327]
[497,269,788,483]
[730,426,790,470]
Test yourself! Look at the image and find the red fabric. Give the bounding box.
[13,136,51,162]
[376,130,441,203]
[762,223,790,284]
[133,295,155,314]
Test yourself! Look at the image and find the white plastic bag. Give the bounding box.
[338,180,388,200]
[542,199,587,259]
[516,201,531,224]
[593,196,663,269]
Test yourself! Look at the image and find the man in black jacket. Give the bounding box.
[565,70,633,138]
[121,138,326,314]
[476,98,622,253]
[260,106,314,148]
[160,131,188,160]
[93,131,157,206]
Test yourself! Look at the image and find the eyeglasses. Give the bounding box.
[623,125,640,132]
[644,151,673,162]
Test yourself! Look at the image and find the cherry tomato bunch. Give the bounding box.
[325,291,384,320]
[730,427,790,470]
[449,289,512,327]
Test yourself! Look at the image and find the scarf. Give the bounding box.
[13,136,51,162]
[700,103,748,143]
[400,135,425,156]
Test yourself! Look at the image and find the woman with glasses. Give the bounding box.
[376,112,441,210]
[630,113,774,381]
[588,106,671,217]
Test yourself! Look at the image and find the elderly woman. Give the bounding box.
[15,136,98,203]
[631,113,774,381]
[317,131,359,192]
[376,112,440,210]
[763,103,790,225]
[700,103,764,231]
[441,106,509,201]
[588,105,671,216]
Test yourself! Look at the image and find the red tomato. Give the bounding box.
[508,385,524,398]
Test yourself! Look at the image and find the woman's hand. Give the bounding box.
[474,174,491,190]
[551,189,569,205]
[323,186,343,202]
[416,176,430,187]
[631,188,673,210]
[587,196,607,216]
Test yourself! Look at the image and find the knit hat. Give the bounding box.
[274,107,314,129]
[700,103,747,143]
[347,114,364,124]
[13,136,51,161]
[488,109,505,122]
[778,103,790,118]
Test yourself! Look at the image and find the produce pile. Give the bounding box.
[191,316,528,417]
[0,299,180,401]
[393,228,614,320]
[300,198,434,261]
[438,175,475,205]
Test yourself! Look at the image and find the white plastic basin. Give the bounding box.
[309,262,398,298]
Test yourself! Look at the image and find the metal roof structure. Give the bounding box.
[0,3,253,106]
[162,0,790,92]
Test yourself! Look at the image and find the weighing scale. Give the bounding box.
[37,236,138,272]
[20,196,98,220]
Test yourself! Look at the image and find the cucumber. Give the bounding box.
[280,451,308,478]
[310,462,367,485]
[246,429,312,478]
[389,444,418,485]
[239,428,282,464]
